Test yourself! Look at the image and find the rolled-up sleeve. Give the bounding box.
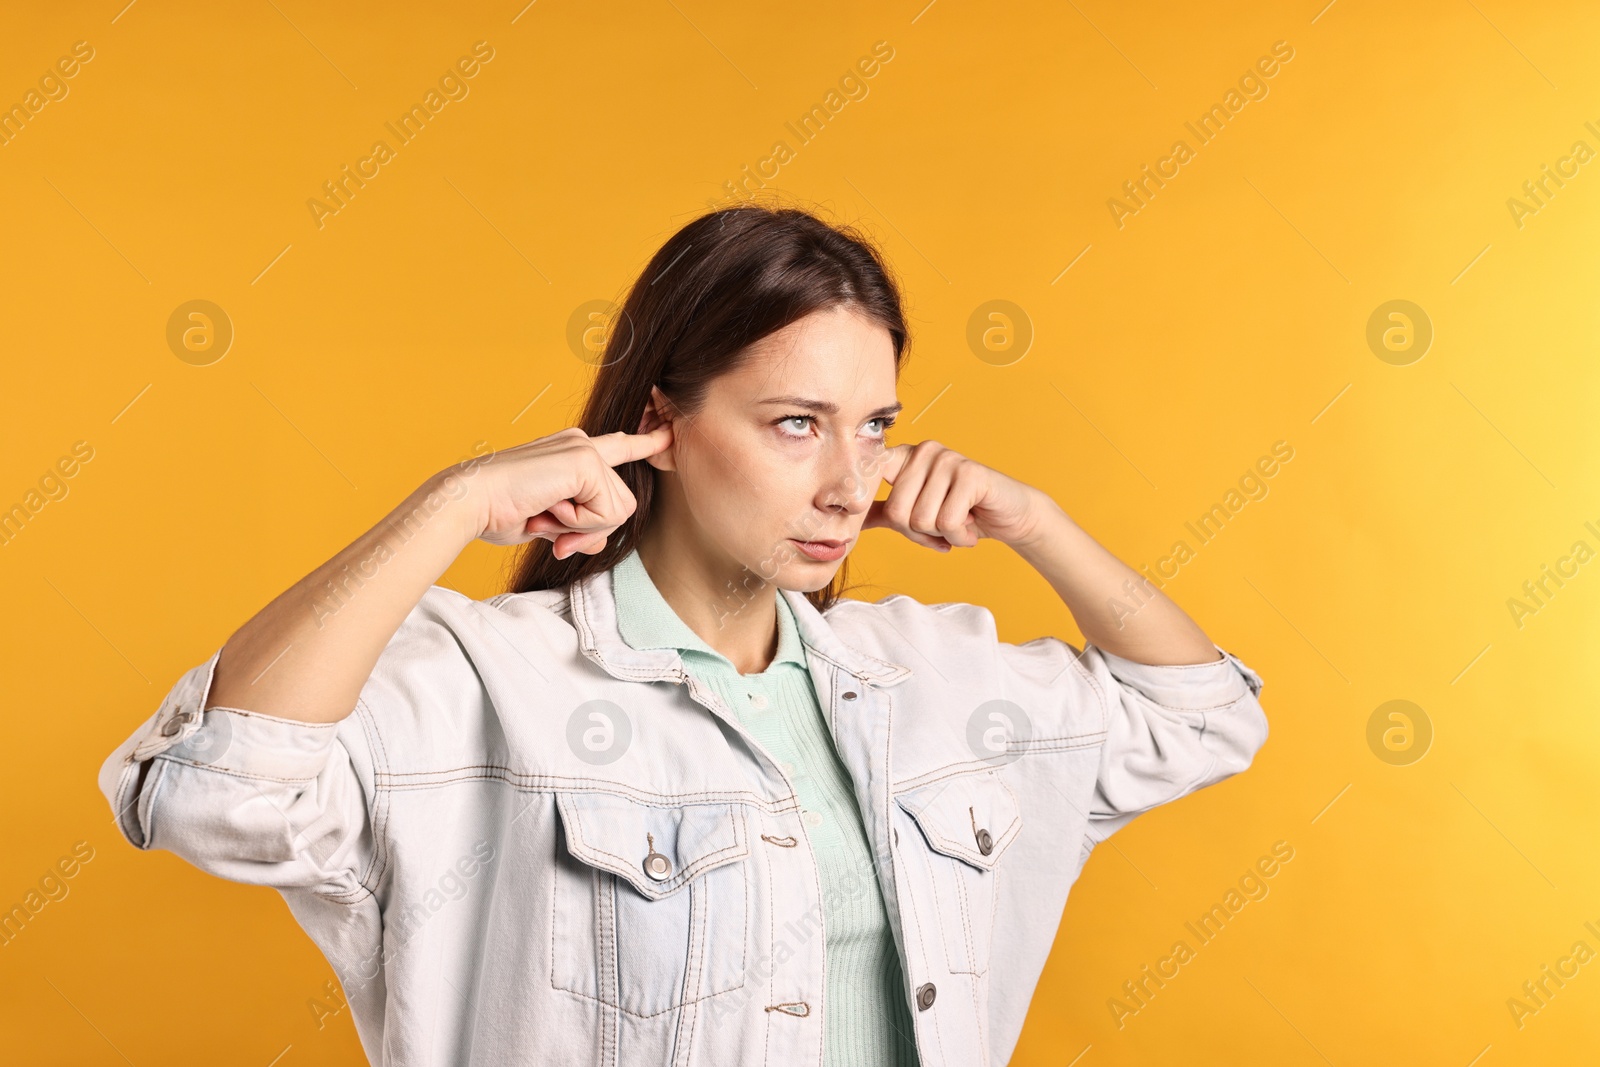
[97,646,379,901]
[1081,642,1268,844]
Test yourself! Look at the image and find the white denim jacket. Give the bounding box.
[98,563,1268,1066]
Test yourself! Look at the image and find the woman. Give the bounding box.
[99,204,1269,1066]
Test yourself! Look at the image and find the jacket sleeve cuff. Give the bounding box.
[98,646,345,848]
[1091,643,1265,711]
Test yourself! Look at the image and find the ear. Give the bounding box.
[638,385,678,472]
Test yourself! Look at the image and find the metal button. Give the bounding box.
[841,690,858,700]
[975,827,994,856]
[643,833,672,881]
[915,982,937,1010]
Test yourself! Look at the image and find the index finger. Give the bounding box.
[872,443,913,484]
[590,424,674,468]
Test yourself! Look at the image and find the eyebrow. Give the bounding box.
[757,395,903,419]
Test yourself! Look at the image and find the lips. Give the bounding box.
[790,537,851,562]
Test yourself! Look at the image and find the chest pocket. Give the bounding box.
[893,769,1022,976]
[551,790,751,1017]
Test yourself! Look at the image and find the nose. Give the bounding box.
[814,436,883,516]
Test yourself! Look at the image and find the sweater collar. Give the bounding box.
[568,549,911,688]
[609,546,808,671]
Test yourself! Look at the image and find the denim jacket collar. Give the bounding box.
[567,561,912,689]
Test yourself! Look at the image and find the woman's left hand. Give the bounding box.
[861,441,1052,552]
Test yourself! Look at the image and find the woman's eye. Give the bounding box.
[776,414,896,439]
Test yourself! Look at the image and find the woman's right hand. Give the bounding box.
[445,424,674,559]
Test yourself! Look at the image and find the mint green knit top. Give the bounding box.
[610,547,920,1066]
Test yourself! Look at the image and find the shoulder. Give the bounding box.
[397,583,573,635]
[355,583,583,767]
[365,582,578,694]
[822,590,1002,656]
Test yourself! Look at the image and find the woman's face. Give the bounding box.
[644,304,901,594]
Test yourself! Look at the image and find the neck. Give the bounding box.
[634,525,780,676]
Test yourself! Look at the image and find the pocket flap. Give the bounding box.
[894,770,1022,870]
[554,791,750,900]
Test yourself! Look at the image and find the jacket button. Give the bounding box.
[915,982,937,1010]
[643,834,672,880]
[841,690,858,700]
[975,827,994,856]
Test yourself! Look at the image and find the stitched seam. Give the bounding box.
[377,766,759,791]
[551,978,751,1018]
[377,770,781,806]
[1068,644,1111,733]
[883,677,932,1062]
[568,817,747,894]
[369,700,393,902]
[982,859,1001,979]
[911,817,1015,870]
[550,865,741,1022]
[953,849,975,973]
[112,760,138,847]
[737,807,751,987]
[149,754,322,785]
[900,827,943,1062]
[548,844,562,1005]
[763,813,775,1067]
[1137,693,1252,714]
[353,700,386,892]
[143,757,173,850]
[892,746,1102,792]
[552,802,753,1019]
[599,871,618,1048]
[676,874,707,1062]
[197,705,342,729]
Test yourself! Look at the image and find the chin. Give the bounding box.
[778,554,846,590]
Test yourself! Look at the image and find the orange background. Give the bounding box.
[4,0,1598,1063]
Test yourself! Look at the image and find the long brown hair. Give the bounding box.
[505,202,911,613]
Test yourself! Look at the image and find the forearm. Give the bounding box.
[1008,490,1221,666]
[205,471,483,723]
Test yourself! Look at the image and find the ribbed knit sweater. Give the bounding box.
[610,547,920,1065]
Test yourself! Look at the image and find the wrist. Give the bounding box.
[407,469,487,549]
[1006,489,1070,555]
